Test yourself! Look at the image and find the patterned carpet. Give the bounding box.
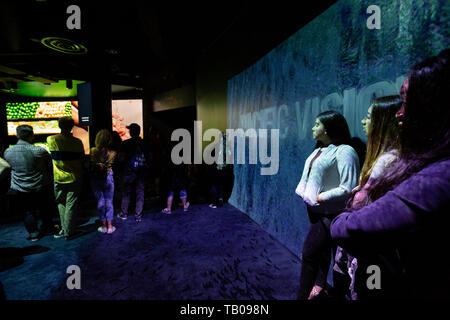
[0,203,301,300]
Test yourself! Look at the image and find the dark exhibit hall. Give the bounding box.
[0,204,300,300]
[1,0,450,305]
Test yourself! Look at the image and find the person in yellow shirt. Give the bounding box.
[47,117,85,239]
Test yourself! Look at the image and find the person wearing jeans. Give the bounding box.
[162,188,189,214]
[117,123,150,222]
[90,129,117,234]
[161,163,190,214]
[91,172,115,233]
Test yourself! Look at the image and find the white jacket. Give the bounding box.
[295,144,360,215]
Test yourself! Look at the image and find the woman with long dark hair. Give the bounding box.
[333,95,402,299]
[295,110,360,299]
[90,129,117,234]
[331,48,450,299]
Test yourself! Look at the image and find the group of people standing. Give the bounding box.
[296,49,450,299]
[0,116,230,241]
[0,118,151,240]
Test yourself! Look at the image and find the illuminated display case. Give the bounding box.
[6,101,73,136]
[6,101,72,120]
[6,100,90,154]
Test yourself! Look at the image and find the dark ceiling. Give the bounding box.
[0,0,337,96]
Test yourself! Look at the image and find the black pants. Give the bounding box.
[121,168,146,218]
[14,187,55,235]
[297,207,336,300]
[210,169,226,206]
[332,269,351,300]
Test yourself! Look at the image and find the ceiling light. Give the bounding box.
[40,37,87,54]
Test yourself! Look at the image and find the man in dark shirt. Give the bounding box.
[117,123,151,222]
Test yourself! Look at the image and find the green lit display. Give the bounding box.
[4,80,84,98]
[6,101,72,119]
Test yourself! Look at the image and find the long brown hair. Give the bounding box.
[95,129,112,150]
[94,129,112,160]
[359,96,402,186]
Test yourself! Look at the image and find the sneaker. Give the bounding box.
[162,208,171,214]
[184,202,190,212]
[135,215,142,223]
[117,213,128,220]
[209,203,217,209]
[28,231,40,242]
[107,226,116,234]
[98,226,107,234]
[54,230,66,239]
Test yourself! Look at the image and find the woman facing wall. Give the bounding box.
[295,110,360,300]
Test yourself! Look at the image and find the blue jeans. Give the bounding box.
[91,171,115,222]
[169,189,187,199]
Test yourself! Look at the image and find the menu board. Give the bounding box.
[6,100,90,154]
[6,101,73,119]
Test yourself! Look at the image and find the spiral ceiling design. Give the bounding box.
[40,37,87,54]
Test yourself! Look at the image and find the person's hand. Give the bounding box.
[352,189,369,209]
[304,197,316,207]
[352,185,362,194]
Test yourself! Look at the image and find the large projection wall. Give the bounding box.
[227,0,450,257]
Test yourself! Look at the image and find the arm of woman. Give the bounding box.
[330,161,450,253]
[318,145,359,203]
[295,152,314,198]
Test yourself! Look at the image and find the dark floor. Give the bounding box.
[0,203,302,300]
